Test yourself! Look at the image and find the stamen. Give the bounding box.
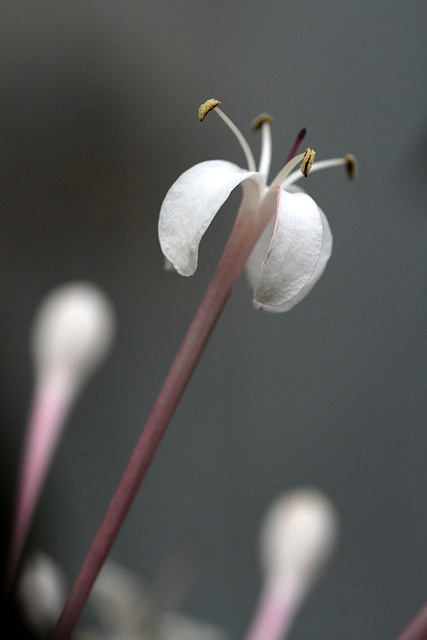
[251,113,274,130]
[282,154,358,188]
[301,148,316,177]
[252,113,274,179]
[198,98,257,171]
[215,108,257,172]
[270,151,307,187]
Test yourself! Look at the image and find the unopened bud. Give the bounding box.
[31,281,116,384]
[260,488,339,593]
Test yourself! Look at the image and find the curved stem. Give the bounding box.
[52,202,264,640]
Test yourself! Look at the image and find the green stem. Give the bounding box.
[51,198,265,640]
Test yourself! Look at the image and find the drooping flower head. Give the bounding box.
[159,99,356,312]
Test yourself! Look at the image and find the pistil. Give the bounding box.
[283,127,307,166]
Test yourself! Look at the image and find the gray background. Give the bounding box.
[1,1,426,638]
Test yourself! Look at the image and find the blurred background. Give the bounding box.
[0,1,426,638]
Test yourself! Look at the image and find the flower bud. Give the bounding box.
[260,487,339,596]
[31,281,116,385]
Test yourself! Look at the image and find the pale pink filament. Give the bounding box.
[244,579,302,640]
[7,371,76,589]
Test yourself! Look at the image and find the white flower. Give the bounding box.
[18,553,228,640]
[17,551,67,638]
[75,560,228,640]
[159,99,355,313]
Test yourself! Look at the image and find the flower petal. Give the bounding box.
[89,560,150,632]
[252,190,332,312]
[158,160,263,276]
[244,204,276,292]
[271,208,332,312]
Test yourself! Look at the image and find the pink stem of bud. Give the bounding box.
[6,372,76,590]
[244,579,302,640]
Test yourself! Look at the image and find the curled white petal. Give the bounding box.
[270,209,332,312]
[251,190,331,312]
[158,160,263,276]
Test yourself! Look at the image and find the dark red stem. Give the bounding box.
[51,200,264,640]
[394,602,427,640]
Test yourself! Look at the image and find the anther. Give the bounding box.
[301,148,316,177]
[251,113,274,131]
[198,99,256,171]
[198,99,221,122]
[345,154,357,180]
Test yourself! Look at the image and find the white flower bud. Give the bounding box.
[31,281,116,385]
[6,282,116,589]
[260,487,339,597]
[18,552,67,637]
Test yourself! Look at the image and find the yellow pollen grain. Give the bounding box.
[251,113,274,130]
[301,148,316,177]
[345,154,357,180]
[198,99,221,121]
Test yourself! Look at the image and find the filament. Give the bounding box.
[215,108,257,172]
